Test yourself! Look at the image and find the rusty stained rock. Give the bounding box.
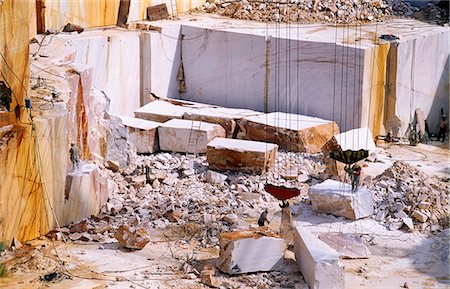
[114,225,150,250]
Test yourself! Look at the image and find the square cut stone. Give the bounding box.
[308,179,374,220]
[183,107,262,138]
[294,224,345,289]
[207,138,278,174]
[238,112,339,153]
[159,119,225,153]
[120,116,160,154]
[134,100,194,123]
[217,227,286,274]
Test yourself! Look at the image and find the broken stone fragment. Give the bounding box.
[412,210,428,223]
[106,160,120,172]
[206,170,228,184]
[217,227,286,274]
[200,265,219,287]
[294,224,344,289]
[402,217,415,232]
[114,225,150,250]
[309,180,374,220]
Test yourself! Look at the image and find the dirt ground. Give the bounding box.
[0,141,449,289]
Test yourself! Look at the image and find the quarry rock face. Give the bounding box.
[238,112,338,153]
[309,179,374,220]
[294,224,345,289]
[207,138,278,174]
[158,119,225,153]
[217,228,286,274]
[114,225,150,250]
[120,116,160,154]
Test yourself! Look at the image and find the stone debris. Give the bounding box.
[309,179,374,220]
[200,0,449,25]
[207,137,278,174]
[238,112,338,153]
[200,264,220,287]
[369,161,449,233]
[159,119,225,153]
[217,227,286,274]
[114,224,150,250]
[293,224,344,289]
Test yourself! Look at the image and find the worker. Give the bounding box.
[69,143,80,170]
[345,163,361,192]
[439,115,448,143]
[258,209,270,227]
[0,81,12,111]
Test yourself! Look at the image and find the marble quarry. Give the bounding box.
[0,0,448,252]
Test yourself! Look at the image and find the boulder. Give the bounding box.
[205,170,228,184]
[217,227,286,274]
[158,119,225,153]
[294,224,345,289]
[207,138,278,174]
[120,116,160,154]
[114,225,150,250]
[308,179,374,220]
[238,112,338,153]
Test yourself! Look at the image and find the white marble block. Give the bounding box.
[308,179,374,220]
[294,224,345,289]
[120,116,160,154]
[333,127,376,152]
[63,163,108,224]
[134,100,193,123]
[238,112,339,153]
[217,228,286,274]
[158,119,225,153]
[207,137,278,174]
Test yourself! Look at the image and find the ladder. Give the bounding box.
[187,120,202,157]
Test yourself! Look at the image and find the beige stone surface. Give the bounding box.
[159,119,225,153]
[217,227,286,274]
[120,116,160,154]
[238,112,339,153]
[309,179,374,220]
[135,100,194,123]
[183,107,262,138]
[63,163,108,224]
[206,138,278,174]
[294,224,345,289]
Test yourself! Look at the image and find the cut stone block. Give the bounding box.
[318,233,370,259]
[159,119,225,153]
[333,127,376,152]
[207,138,278,174]
[294,225,344,289]
[183,107,262,138]
[238,112,339,153]
[63,163,108,224]
[217,227,286,274]
[308,179,374,220]
[134,100,193,123]
[120,116,160,154]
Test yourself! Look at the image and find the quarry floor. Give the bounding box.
[0,141,449,289]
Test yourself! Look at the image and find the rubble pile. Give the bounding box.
[59,151,320,248]
[200,0,449,24]
[370,161,449,233]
